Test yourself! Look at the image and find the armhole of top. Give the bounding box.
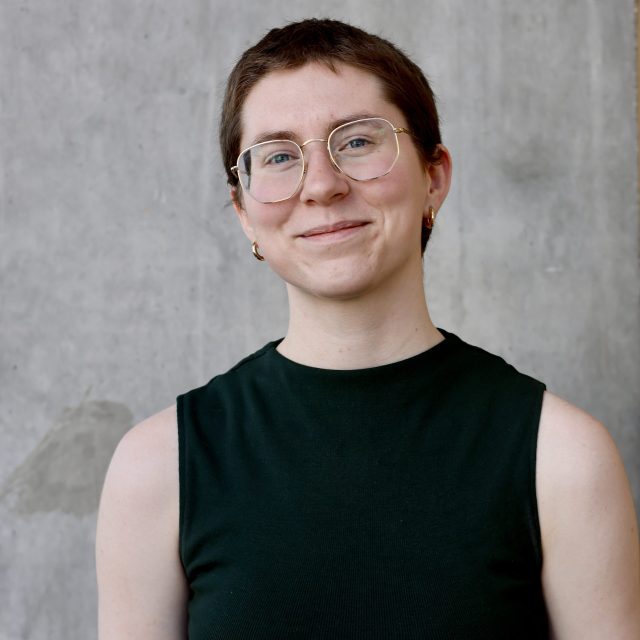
[527,380,547,572]
[176,393,188,573]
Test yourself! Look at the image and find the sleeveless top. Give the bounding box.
[177,329,550,639]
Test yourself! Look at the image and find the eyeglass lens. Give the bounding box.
[236,118,400,203]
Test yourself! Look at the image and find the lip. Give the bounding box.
[299,220,370,238]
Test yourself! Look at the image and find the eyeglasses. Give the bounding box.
[230,117,411,204]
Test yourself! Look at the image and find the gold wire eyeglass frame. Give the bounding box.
[230,117,411,204]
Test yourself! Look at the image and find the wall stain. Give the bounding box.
[1,400,133,516]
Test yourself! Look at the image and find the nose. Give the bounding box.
[298,139,349,205]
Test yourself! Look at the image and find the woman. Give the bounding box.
[96,19,640,639]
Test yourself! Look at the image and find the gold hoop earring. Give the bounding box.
[251,241,265,261]
[425,206,437,230]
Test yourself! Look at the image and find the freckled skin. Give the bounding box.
[234,63,435,303]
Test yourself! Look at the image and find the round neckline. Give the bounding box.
[266,328,458,377]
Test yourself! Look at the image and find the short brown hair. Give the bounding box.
[219,18,443,253]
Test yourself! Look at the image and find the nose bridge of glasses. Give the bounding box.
[298,137,341,176]
[299,137,328,150]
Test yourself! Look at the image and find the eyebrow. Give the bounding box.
[247,112,381,147]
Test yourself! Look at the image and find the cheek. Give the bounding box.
[243,203,291,240]
[363,170,427,219]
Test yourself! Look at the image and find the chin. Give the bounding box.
[286,270,382,302]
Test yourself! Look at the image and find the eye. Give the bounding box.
[345,137,369,149]
[260,147,301,169]
[268,152,293,164]
[336,135,376,155]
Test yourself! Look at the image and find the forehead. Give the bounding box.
[239,63,402,147]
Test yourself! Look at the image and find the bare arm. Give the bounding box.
[537,391,640,639]
[96,404,187,639]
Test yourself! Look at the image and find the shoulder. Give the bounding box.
[537,391,618,485]
[104,404,178,504]
[96,405,187,638]
[536,391,631,516]
[116,404,178,465]
[536,391,640,637]
[536,390,634,539]
[97,403,179,546]
[443,331,542,392]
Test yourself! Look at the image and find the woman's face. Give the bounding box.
[233,62,450,301]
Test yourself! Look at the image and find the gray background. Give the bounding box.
[1,1,638,638]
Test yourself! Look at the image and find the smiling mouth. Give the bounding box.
[300,220,369,237]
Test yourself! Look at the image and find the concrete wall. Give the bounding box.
[1,1,637,638]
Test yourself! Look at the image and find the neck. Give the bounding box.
[278,269,443,370]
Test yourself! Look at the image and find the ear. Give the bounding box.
[423,144,453,215]
[231,187,255,242]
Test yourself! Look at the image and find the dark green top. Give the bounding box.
[177,329,549,638]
